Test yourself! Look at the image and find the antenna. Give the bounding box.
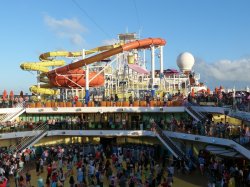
[126,27,128,33]
[138,26,143,39]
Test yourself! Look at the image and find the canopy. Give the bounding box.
[205,145,242,158]
[128,64,149,74]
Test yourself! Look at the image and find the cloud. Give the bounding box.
[194,57,250,89]
[44,15,87,45]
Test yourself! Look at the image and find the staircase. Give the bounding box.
[9,123,48,153]
[154,125,188,161]
[185,106,204,121]
[0,103,26,122]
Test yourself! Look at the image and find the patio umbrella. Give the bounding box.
[20,90,24,98]
[9,90,14,101]
[2,90,7,101]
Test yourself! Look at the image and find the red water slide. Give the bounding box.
[47,38,166,88]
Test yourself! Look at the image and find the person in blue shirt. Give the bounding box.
[198,156,205,176]
[37,174,44,187]
[77,168,84,185]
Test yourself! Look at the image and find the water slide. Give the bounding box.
[47,38,166,86]
[21,38,166,95]
[20,44,121,95]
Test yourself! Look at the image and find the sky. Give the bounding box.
[0,0,250,94]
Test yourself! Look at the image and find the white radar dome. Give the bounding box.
[177,52,195,72]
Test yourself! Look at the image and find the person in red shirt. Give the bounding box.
[51,170,58,183]
[47,164,52,179]
[77,160,82,168]
[161,178,169,187]
[0,175,7,187]
[95,150,101,161]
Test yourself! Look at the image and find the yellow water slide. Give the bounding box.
[20,44,120,95]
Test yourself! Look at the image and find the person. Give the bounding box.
[167,173,173,187]
[128,176,135,187]
[19,175,26,187]
[0,167,5,176]
[36,158,40,175]
[109,175,116,187]
[118,173,127,187]
[115,94,119,102]
[14,170,19,187]
[0,174,7,187]
[37,174,44,187]
[69,175,75,187]
[26,171,31,186]
[59,168,65,185]
[129,96,133,106]
[167,164,175,176]
[47,164,52,179]
[161,178,168,187]
[40,158,44,173]
[77,168,83,186]
[45,177,50,187]
[198,155,205,176]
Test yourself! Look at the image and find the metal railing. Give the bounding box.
[9,122,47,153]
[185,102,209,122]
[155,124,187,161]
[0,102,25,122]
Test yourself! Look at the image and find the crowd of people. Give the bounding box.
[0,140,249,187]
[198,150,250,187]
[1,112,250,147]
[189,89,250,112]
[148,115,250,146]
[0,142,180,187]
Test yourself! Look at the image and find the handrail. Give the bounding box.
[155,124,187,161]
[0,102,25,122]
[9,122,47,152]
[155,125,198,170]
[18,127,47,152]
[186,102,209,122]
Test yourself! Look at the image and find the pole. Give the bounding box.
[83,49,89,105]
[160,46,164,90]
[37,71,41,100]
[160,46,164,74]
[151,45,155,97]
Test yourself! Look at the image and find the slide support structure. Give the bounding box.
[83,49,89,104]
[151,45,155,96]
[160,46,164,75]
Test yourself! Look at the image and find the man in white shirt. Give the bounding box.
[0,167,5,175]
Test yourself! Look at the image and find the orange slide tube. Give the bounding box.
[47,38,166,87]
